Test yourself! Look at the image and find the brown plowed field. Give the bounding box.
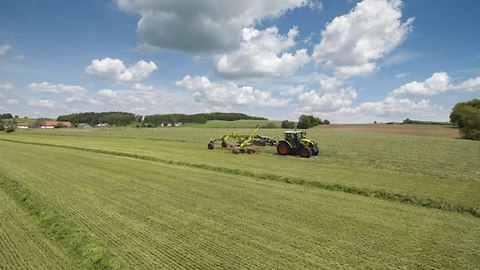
[313,124,460,138]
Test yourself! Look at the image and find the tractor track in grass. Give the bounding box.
[1,138,479,218]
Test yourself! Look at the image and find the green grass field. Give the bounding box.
[0,126,479,269]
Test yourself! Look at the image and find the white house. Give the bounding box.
[16,123,30,129]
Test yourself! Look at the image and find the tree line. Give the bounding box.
[56,112,267,126]
[57,112,136,126]
[402,118,451,125]
[0,113,13,119]
[144,112,267,125]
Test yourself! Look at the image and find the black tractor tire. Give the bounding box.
[208,142,214,149]
[312,146,319,156]
[277,141,291,155]
[300,147,312,158]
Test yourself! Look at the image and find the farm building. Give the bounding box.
[16,123,30,129]
[40,120,72,129]
[77,123,92,128]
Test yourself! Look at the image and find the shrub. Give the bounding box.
[281,120,296,129]
[450,99,480,140]
[5,126,15,133]
[297,115,323,129]
[263,122,276,129]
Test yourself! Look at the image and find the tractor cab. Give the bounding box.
[284,131,305,143]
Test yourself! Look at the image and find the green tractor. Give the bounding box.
[276,131,319,158]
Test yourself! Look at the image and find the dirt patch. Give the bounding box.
[313,124,460,138]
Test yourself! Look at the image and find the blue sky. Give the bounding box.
[0,0,479,123]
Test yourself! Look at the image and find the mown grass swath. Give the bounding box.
[0,170,128,270]
[0,188,73,270]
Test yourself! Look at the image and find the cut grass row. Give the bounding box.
[1,141,479,269]
[0,188,73,270]
[0,170,127,269]
[2,131,479,212]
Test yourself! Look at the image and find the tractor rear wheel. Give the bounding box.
[300,147,312,158]
[277,141,291,155]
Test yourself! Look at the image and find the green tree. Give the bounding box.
[450,99,480,140]
[281,120,296,129]
[297,115,323,129]
[0,113,13,119]
[296,115,312,129]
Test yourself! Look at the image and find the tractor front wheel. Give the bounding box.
[277,141,291,155]
[300,147,312,158]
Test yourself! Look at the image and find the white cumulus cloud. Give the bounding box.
[391,72,451,96]
[296,96,446,123]
[28,99,57,109]
[175,75,287,107]
[96,83,159,105]
[215,27,309,79]
[453,76,480,92]
[307,1,324,12]
[392,72,480,96]
[298,87,357,112]
[281,84,306,96]
[116,0,312,54]
[351,96,434,117]
[313,0,413,78]
[66,93,103,105]
[0,44,12,55]
[6,99,18,105]
[29,82,87,94]
[85,58,157,82]
[0,81,14,90]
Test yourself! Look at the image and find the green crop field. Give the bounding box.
[0,126,479,269]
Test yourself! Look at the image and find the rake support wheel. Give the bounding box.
[207,142,214,149]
